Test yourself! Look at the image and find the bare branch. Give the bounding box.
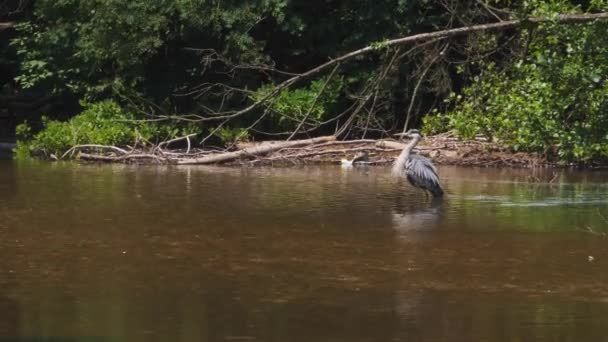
[298,13,608,92]
[403,43,450,132]
[476,0,504,22]
[60,145,129,160]
[79,153,165,163]
[177,135,336,165]
[163,13,608,127]
[336,48,402,137]
[288,63,341,141]
[156,133,198,153]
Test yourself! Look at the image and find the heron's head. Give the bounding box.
[394,129,422,140]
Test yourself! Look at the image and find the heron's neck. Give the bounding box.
[391,136,420,176]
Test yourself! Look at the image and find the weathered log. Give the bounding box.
[0,22,15,31]
[177,135,336,165]
[61,144,130,159]
[375,140,406,150]
[313,139,377,148]
[376,139,447,152]
[79,152,165,163]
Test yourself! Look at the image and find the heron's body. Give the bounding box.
[392,131,443,197]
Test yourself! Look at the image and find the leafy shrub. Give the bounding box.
[424,17,608,162]
[251,76,344,130]
[15,100,200,158]
[214,127,250,146]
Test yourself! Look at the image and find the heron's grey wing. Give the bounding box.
[405,154,440,187]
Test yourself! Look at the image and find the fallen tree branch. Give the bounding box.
[375,140,406,150]
[60,144,130,160]
[156,133,197,154]
[0,22,15,31]
[78,153,165,163]
[53,134,551,167]
[284,146,390,159]
[177,135,336,165]
[312,139,378,148]
[157,133,197,148]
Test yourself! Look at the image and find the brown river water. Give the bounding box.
[1,160,608,341]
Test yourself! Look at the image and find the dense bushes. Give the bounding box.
[423,6,608,162]
[15,100,198,158]
[251,76,344,131]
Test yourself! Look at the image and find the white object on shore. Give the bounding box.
[341,158,354,168]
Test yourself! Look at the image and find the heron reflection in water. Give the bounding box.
[392,129,443,198]
[391,201,443,233]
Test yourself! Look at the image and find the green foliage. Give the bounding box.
[10,0,289,97]
[15,121,32,140]
[214,127,250,146]
[424,2,608,162]
[421,110,450,136]
[13,121,33,160]
[17,101,137,157]
[11,0,177,94]
[252,76,344,130]
[370,39,390,51]
[16,100,200,158]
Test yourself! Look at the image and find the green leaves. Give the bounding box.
[424,6,608,163]
[213,127,250,146]
[16,100,201,158]
[251,76,344,130]
[370,39,390,51]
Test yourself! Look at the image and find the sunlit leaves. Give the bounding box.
[16,100,201,158]
[425,1,608,162]
[251,76,344,130]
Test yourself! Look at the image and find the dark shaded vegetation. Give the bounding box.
[2,0,608,163]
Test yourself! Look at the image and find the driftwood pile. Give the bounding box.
[61,132,549,168]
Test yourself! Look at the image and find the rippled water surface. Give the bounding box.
[1,161,608,341]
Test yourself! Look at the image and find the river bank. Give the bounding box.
[35,132,553,168]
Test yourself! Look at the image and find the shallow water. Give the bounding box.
[1,161,608,341]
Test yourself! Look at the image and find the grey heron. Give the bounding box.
[392,129,443,197]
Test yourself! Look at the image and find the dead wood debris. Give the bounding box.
[62,133,549,168]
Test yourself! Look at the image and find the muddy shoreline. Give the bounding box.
[13,134,605,168]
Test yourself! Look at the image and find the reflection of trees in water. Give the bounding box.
[0,162,18,229]
[0,242,20,338]
[387,291,608,341]
[0,161,17,200]
[7,284,608,341]
[0,297,19,337]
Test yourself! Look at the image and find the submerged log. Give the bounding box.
[177,135,336,165]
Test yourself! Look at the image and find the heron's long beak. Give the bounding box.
[393,133,410,138]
